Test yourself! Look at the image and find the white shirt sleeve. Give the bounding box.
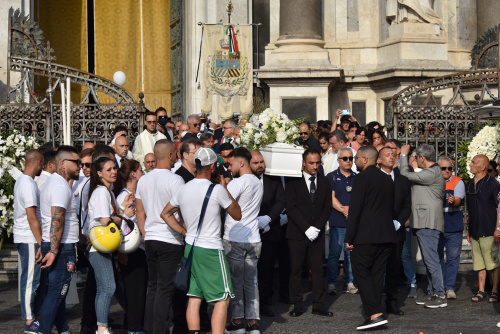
[215,185,233,210]
[22,179,38,209]
[91,188,112,219]
[51,185,71,210]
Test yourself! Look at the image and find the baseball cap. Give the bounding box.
[195,147,217,166]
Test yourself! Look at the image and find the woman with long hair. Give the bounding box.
[354,127,368,150]
[370,128,387,147]
[346,122,360,151]
[318,132,333,157]
[114,159,148,334]
[87,157,134,334]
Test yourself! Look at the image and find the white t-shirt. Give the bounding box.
[40,173,79,244]
[13,175,41,244]
[73,176,90,234]
[87,185,115,252]
[224,174,263,243]
[170,179,232,250]
[116,188,145,251]
[136,168,185,245]
[36,170,52,192]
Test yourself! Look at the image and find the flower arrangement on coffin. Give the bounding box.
[463,124,500,179]
[236,108,301,150]
[237,108,305,177]
[0,130,39,239]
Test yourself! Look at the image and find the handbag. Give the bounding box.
[174,184,215,291]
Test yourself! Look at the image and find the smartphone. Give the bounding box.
[340,109,350,116]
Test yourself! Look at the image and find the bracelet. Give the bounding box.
[119,205,125,211]
[49,250,58,255]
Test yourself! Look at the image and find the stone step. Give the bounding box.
[0,256,18,270]
[0,244,18,257]
[0,269,18,283]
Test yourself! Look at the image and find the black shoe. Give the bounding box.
[312,309,333,317]
[260,305,276,317]
[79,325,96,334]
[386,304,404,316]
[289,308,304,317]
[356,315,388,330]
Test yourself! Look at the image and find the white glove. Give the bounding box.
[393,220,401,231]
[305,226,320,242]
[257,216,271,230]
[262,224,270,233]
[280,214,288,226]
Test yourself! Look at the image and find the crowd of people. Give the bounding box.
[12,106,500,333]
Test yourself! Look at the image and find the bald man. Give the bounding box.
[466,154,500,303]
[143,153,156,173]
[114,135,129,167]
[13,149,44,334]
[82,142,95,150]
[398,144,446,308]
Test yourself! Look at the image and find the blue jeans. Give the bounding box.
[89,251,116,327]
[415,228,445,297]
[17,243,41,320]
[401,228,417,287]
[327,227,353,285]
[38,242,76,334]
[223,240,262,320]
[438,231,463,291]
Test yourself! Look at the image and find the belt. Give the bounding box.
[443,207,462,213]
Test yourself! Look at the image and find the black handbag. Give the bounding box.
[174,184,215,291]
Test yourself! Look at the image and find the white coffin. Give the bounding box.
[260,142,305,177]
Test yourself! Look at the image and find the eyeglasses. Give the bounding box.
[300,132,309,135]
[339,156,354,162]
[64,159,82,166]
[193,123,201,127]
[441,167,453,171]
[82,162,92,168]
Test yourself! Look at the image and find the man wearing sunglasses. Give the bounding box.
[215,119,237,154]
[437,157,465,300]
[132,112,168,165]
[298,122,321,153]
[156,107,174,141]
[326,147,358,296]
[398,144,446,309]
[181,114,202,141]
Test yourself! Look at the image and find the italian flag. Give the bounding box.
[226,26,239,53]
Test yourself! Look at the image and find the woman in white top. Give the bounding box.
[113,159,147,334]
[87,157,134,334]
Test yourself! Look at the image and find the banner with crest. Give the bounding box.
[201,24,253,120]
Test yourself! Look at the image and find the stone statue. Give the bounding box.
[387,0,442,26]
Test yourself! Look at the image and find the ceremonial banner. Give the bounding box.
[201,25,253,120]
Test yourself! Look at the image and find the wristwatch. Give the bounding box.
[400,154,407,157]
[496,227,500,232]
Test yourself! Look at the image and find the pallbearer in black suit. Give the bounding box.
[378,147,412,316]
[286,150,333,317]
[249,151,288,318]
[345,146,397,330]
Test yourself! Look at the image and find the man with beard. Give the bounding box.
[38,146,81,334]
[218,143,234,181]
[249,150,287,317]
[156,107,174,141]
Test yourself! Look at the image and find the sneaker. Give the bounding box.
[96,329,115,334]
[424,295,447,308]
[344,282,358,294]
[327,283,337,295]
[407,285,417,298]
[245,323,260,334]
[446,289,456,299]
[225,321,246,334]
[24,320,39,334]
[496,321,500,328]
[356,315,388,330]
[415,292,433,305]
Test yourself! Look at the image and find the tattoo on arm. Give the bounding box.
[50,206,66,254]
[167,207,179,215]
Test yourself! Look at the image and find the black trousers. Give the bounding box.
[145,240,186,334]
[288,235,325,310]
[79,247,97,330]
[385,240,404,306]
[351,243,394,317]
[258,235,290,305]
[120,248,148,332]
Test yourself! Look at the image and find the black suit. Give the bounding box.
[345,165,397,317]
[384,171,412,309]
[257,175,288,307]
[286,173,332,311]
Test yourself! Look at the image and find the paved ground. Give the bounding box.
[2,269,500,333]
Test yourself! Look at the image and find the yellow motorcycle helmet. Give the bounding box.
[89,222,122,253]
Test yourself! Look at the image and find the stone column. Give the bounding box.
[278,0,322,41]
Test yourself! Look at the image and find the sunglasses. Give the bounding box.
[300,132,309,135]
[82,162,92,168]
[64,159,82,166]
[339,156,354,162]
[440,167,453,171]
[193,123,201,127]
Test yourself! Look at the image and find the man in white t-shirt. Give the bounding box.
[37,145,81,334]
[223,147,264,334]
[13,149,44,334]
[162,147,241,334]
[36,150,57,191]
[135,139,188,334]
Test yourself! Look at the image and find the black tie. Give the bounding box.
[309,176,316,202]
[120,158,125,163]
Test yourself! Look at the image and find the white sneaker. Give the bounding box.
[345,282,358,294]
[96,329,114,334]
[496,321,500,328]
[446,289,456,299]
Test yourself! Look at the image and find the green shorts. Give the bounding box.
[185,244,235,302]
[471,236,500,271]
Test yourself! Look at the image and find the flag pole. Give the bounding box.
[226,0,233,24]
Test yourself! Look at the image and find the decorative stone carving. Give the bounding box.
[386,0,441,27]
